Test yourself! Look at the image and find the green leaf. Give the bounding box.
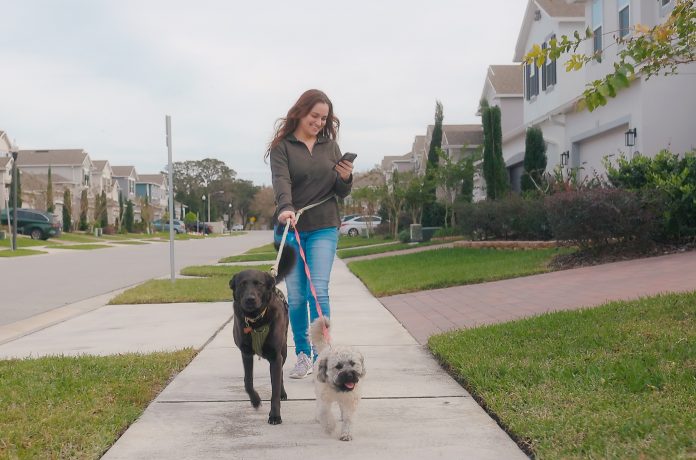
[612,72,630,89]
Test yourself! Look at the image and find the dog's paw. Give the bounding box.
[249,391,261,409]
[281,389,287,401]
[339,433,353,441]
[268,414,282,425]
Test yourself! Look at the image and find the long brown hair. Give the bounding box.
[265,89,340,159]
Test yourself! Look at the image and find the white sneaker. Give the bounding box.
[289,352,313,379]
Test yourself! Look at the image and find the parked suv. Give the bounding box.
[185,221,213,234]
[152,218,186,234]
[339,215,382,237]
[0,208,62,240]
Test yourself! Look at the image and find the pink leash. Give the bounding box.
[292,225,331,344]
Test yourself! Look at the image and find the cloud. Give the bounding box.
[0,0,527,186]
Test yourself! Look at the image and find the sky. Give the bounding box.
[1,0,528,187]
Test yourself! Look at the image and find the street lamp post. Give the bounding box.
[228,203,232,231]
[201,193,210,223]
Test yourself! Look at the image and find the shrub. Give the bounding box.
[434,227,460,238]
[544,188,660,250]
[455,195,551,241]
[398,229,410,243]
[605,150,696,240]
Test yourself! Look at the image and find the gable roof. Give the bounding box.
[137,174,166,186]
[514,0,585,61]
[92,160,109,171]
[0,156,11,170]
[111,166,137,178]
[16,149,90,167]
[442,125,484,146]
[380,153,413,171]
[537,0,584,17]
[487,65,524,95]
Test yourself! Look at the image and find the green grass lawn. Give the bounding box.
[0,237,47,248]
[44,244,113,250]
[0,349,197,459]
[110,264,270,304]
[180,264,271,278]
[219,236,398,263]
[0,248,47,257]
[337,235,395,249]
[337,240,442,258]
[109,240,149,245]
[55,232,102,243]
[428,291,696,459]
[348,247,568,297]
[220,252,276,263]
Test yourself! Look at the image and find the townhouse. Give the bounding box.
[492,0,696,191]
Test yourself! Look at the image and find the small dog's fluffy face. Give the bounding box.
[317,348,365,392]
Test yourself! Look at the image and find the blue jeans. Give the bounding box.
[276,226,338,358]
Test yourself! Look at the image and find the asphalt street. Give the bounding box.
[0,231,272,326]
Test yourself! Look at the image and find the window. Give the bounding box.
[525,61,539,100]
[542,36,557,90]
[618,0,630,39]
[661,0,671,5]
[592,0,603,59]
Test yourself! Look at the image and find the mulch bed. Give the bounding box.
[549,241,696,270]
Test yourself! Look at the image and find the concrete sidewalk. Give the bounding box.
[101,260,525,459]
[0,259,526,459]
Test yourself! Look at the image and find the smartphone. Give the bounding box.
[338,152,357,164]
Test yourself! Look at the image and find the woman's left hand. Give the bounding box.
[335,160,353,181]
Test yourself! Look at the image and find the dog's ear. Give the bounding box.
[317,356,328,383]
[264,272,275,290]
[358,352,366,377]
[229,274,238,296]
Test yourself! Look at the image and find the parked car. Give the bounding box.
[339,215,382,237]
[185,221,213,234]
[231,223,244,231]
[152,218,186,234]
[341,214,360,222]
[0,208,62,240]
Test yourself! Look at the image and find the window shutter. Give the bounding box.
[541,43,548,91]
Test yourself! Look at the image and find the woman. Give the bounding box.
[266,89,354,379]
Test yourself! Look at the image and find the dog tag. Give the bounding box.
[244,326,252,334]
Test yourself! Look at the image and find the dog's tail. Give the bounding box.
[310,317,331,354]
[273,239,296,283]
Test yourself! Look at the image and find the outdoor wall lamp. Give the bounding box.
[625,128,637,147]
[560,150,570,166]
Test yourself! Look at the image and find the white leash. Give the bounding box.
[270,195,334,277]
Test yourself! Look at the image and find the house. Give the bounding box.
[111,166,138,203]
[441,125,484,162]
[91,160,121,225]
[494,0,696,193]
[16,149,95,219]
[560,0,696,177]
[0,155,12,209]
[136,174,168,220]
[0,131,14,208]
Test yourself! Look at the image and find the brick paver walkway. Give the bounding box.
[378,251,696,344]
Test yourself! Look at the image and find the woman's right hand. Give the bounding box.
[278,210,296,227]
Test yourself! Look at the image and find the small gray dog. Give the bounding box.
[310,317,366,441]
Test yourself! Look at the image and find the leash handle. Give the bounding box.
[270,220,291,278]
[270,194,334,278]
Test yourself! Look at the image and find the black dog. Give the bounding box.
[229,241,295,425]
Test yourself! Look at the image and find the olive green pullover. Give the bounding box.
[270,134,353,232]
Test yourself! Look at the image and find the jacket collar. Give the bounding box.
[286,133,329,144]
